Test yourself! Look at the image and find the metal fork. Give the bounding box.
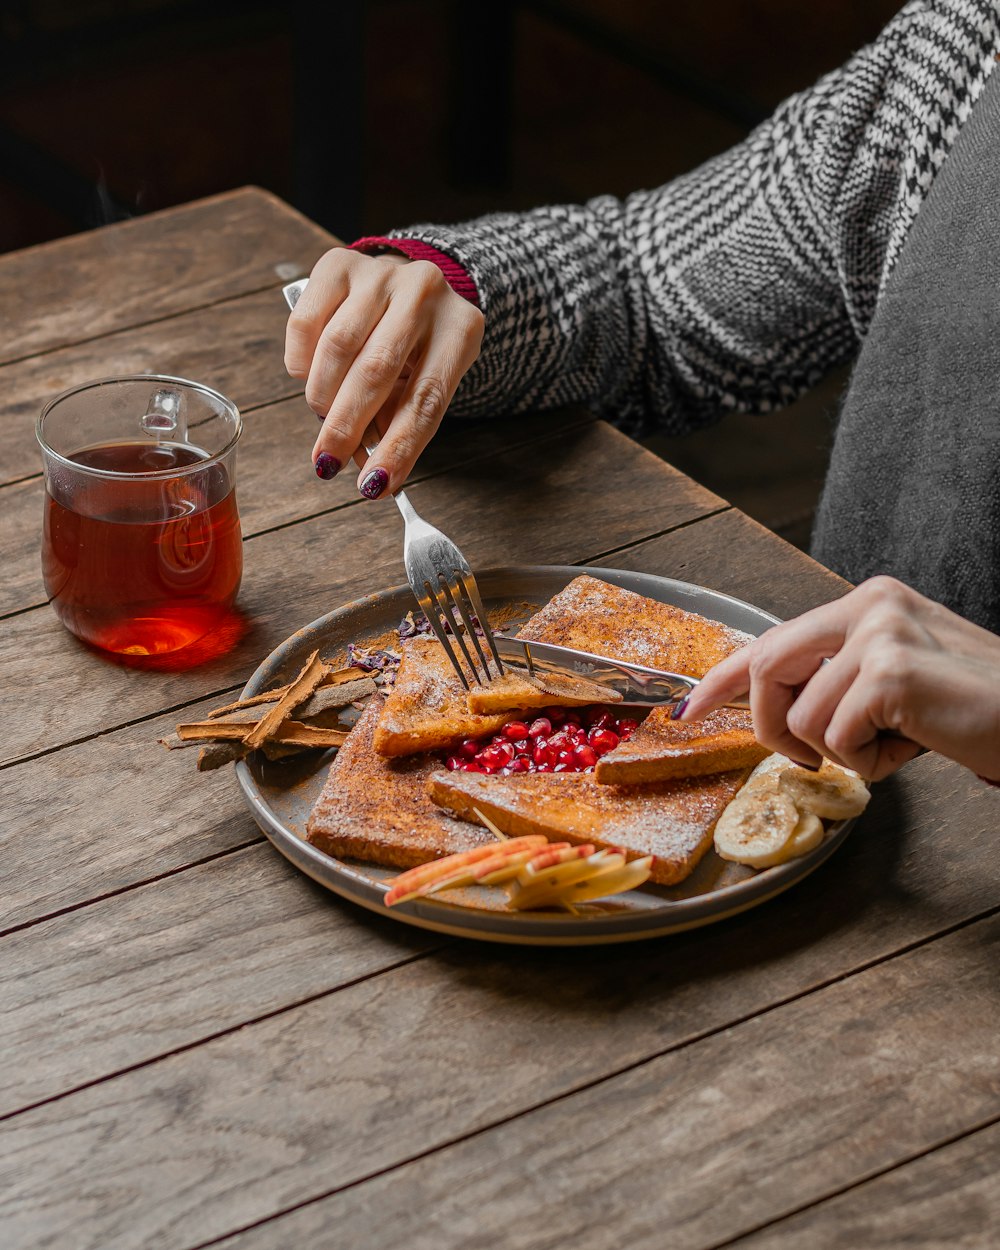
[283,278,505,689]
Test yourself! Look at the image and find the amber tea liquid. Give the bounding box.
[43,440,242,655]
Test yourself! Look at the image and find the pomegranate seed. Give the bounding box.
[589,728,620,755]
[584,765,595,773]
[460,762,484,772]
[504,721,529,740]
[480,742,515,769]
[512,738,532,755]
[508,757,529,773]
[528,717,552,739]
[445,755,463,770]
[459,739,479,758]
[557,749,576,766]
[589,711,615,732]
[618,718,639,734]
[562,709,581,725]
[554,762,572,772]
[544,706,566,723]
[573,744,598,768]
[535,762,553,772]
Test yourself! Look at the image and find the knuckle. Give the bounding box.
[406,375,448,429]
[320,320,366,361]
[859,575,912,609]
[303,380,329,412]
[747,632,784,681]
[317,416,357,445]
[407,259,447,291]
[356,342,404,388]
[784,701,814,741]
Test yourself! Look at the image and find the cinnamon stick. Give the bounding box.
[242,650,325,751]
[177,720,347,747]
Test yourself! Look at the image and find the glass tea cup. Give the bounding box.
[37,375,243,657]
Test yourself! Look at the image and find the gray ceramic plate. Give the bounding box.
[235,565,854,945]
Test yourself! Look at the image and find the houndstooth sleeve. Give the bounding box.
[390,0,999,438]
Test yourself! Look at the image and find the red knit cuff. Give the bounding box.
[349,236,480,309]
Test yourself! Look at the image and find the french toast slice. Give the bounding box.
[595,705,769,784]
[373,637,511,757]
[307,698,496,868]
[374,635,621,757]
[466,666,622,714]
[428,766,750,885]
[516,574,753,675]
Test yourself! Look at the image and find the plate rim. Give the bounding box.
[235,563,853,945]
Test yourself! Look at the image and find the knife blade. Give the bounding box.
[492,636,750,710]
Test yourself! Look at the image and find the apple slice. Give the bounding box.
[384,835,548,906]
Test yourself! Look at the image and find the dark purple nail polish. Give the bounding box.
[792,759,821,772]
[315,452,342,480]
[671,696,690,721]
[360,467,389,499]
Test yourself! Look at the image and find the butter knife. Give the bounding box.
[493,635,750,711]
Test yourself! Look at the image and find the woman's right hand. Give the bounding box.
[679,577,1000,782]
[284,247,484,498]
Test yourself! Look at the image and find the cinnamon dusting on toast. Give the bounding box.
[595,706,768,784]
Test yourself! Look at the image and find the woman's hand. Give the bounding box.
[284,247,484,497]
[679,577,1000,781]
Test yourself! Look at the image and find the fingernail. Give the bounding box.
[671,696,690,721]
[315,453,342,480]
[359,467,389,499]
[791,760,821,772]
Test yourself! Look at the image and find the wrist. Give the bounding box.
[349,236,480,308]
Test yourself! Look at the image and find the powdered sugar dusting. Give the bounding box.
[517,575,754,677]
[431,768,746,884]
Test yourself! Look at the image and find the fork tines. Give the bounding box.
[418,572,505,690]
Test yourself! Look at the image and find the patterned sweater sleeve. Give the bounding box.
[388,0,998,437]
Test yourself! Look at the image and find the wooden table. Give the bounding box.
[3,187,998,1250]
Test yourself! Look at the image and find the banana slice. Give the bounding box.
[713,775,800,868]
[770,811,824,865]
[780,762,870,821]
[749,752,791,779]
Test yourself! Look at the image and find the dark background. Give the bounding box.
[1,0,904,544]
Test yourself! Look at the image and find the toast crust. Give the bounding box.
[466,667,622,714]
[517,575,752,676]
[373,637,511,757]
[427,767,750,885]
[595,706,769,784]
[307,699,495,868]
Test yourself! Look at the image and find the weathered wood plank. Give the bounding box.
[0,693,261,931]
[2,738,996,1130]
[729,1120,1000,1248]
[611,506,852,619]
[0,188,331,365]
[0,286,301,488]
[0,401,595,619]
[0,842,437,1117]
[0,421,719,763]
[4,893,999,1250]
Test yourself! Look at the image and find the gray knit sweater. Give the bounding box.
[392,0,1000,443]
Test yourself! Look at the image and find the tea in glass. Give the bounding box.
[38,376,243,656]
